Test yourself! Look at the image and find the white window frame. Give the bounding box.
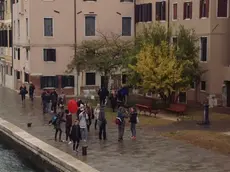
[172,2,178,21]
[84,14,96,37]
[216,0,229,18]
[43,17,54,37]
[200,36,208,62]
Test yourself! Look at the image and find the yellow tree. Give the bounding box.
[130,41,190,103]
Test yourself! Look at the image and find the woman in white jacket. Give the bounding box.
[94,104,100,130]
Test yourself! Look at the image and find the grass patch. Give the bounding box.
[162,130,230,155]
[104,108,174,127]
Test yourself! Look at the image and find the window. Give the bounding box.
[101,76,105,87]
[173,3,178,20]
[85,72,95,85]
[18,20,20,37]
[44,18,53,36]
[200,37,207,61]
[17,48,20,60]
[201,81,206,91]
[183,2,192,19]
[61,75,74,88]
[122,17,131,36]
[43,49,56,62]
[0,2,4,20]
[26,49,29,60]
[200,0,209,18]
[217,0,228,17]
[135,3,152,23]
[85,16,95,36]
[40,76,58,88]
[13,20,15,38]
[5,65,8,75]
[14,48,17,59]
[16,71,20,79]
[9,30,12,47]
[26,18,28,37]
[122,74,127,84]
[156,1,166,21]
[24,72,29,82]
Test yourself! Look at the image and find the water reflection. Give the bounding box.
[0,143,38,172]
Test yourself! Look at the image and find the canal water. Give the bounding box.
[0,143,38,172]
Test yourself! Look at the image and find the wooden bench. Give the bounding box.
[135,104,159,117]
[166,103,187,120]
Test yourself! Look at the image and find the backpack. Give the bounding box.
[115,117,122,125]
[51,115,58,125]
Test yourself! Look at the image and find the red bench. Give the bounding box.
[135,104,159,117]
[166,103,187,118]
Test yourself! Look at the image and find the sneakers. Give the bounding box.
[68,141,72,145]
[131,136,136,140]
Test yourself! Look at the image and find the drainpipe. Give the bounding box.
[11,0,14,84]
[134,0,136,38]
[167,0,170,42]
[74,0,79,96]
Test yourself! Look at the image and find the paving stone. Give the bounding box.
[0,87,230,172]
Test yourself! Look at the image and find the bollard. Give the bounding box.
[203,104,210,125]
[82,145,88,156]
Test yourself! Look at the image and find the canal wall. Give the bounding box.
[0,117,99,172]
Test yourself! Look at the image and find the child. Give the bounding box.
[70,120,81,152]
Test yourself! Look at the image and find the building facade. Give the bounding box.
[12,0,134,96]
[135,0,230,106]
[0,0,13,89]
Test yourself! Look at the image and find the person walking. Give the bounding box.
[65,109,72,143]
[98,106,107,140]
[85,103,92,132]
[79,106,89,142]
[41,90,49,114]
[29,82,35,103]
[116,106,127,142]
[110,90,117,112]
[54,110,65,142]
[70,119,81,153]
[94,104,100,130]
[129,107,139,140]
[19,84,28,104]
[98,86,109,106]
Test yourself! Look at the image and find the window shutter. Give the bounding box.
[61,75,65,88]
[162,1,166,20]
[155,2,161,20]
[40,76,44,89]
[183,3,186,19]
[189,2,192,19]
[52,49,56,61]
[143,4,147,22]
[147,3,152,21]
[55,76,59,88]
[199,0,202,18]
[206,0,209,17]
[70,75,74,87]
[9,30,12,47]
[135,5,140,23]
[139,4,143,22]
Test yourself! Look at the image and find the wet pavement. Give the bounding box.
[0,87,230,172]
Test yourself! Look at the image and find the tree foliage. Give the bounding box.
[67,32,133,88]
[129,23,206,102]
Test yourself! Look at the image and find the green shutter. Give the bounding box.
[40,76,44,89]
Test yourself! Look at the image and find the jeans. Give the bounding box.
[55,128,62,141]
[99,123,106,140]
[118,123,125,141]
[130,123,136,137]
[21,94,26,102]
[42,102,47,113]
[80,128,88,141]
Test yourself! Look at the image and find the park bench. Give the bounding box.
[135,103,159,117]
[166,103,187,120]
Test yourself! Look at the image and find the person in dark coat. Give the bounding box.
[19,84,28,104]
[129,107,138,139]
[65,109,72,142]
[41,90,49,114]
[29,82,35,102]
[54,111,65,142]
[50,89,58,113]
[70,119,81,152]
[110,90,117,112]
[98,87,109,106]
[98,106,107,140]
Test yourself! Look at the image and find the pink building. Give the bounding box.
[12,0,134,96]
